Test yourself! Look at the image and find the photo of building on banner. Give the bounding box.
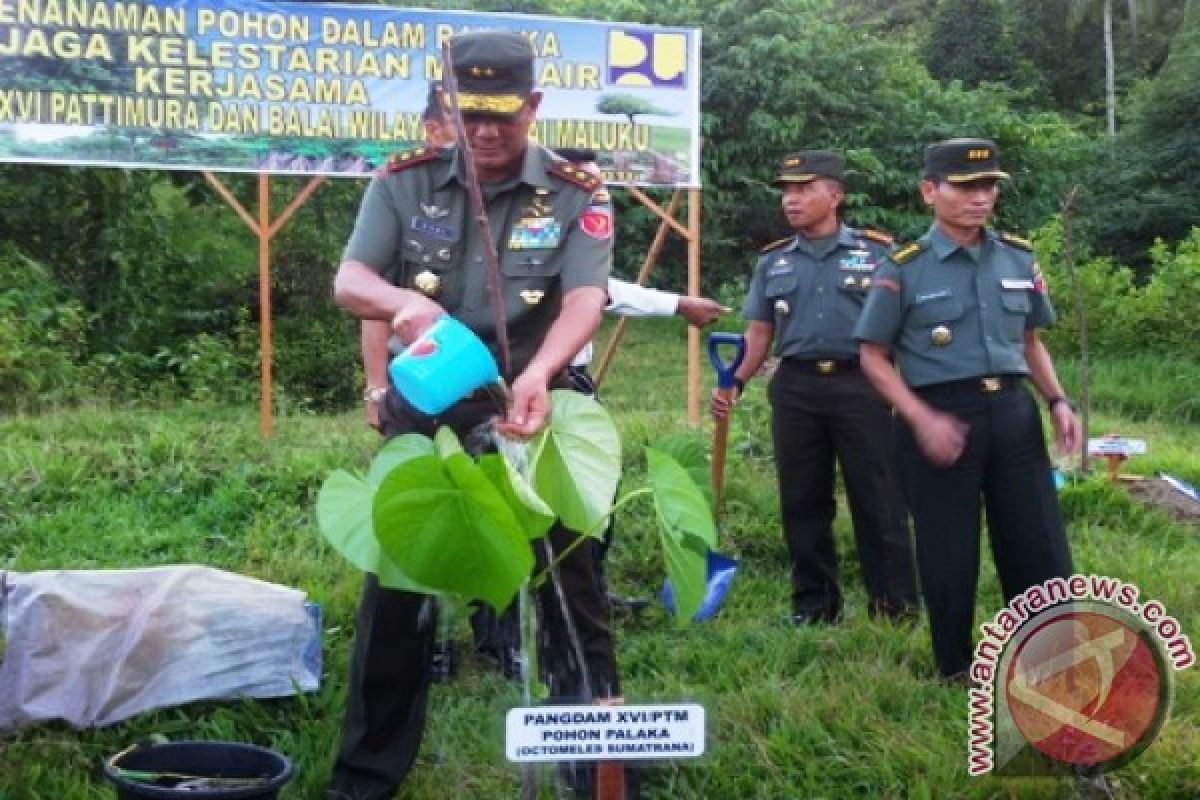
[0,0,701,186]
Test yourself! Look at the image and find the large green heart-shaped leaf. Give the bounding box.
[651,431,713,507]
[529,390,620,537]
[646,448,717,626]
[366,434,436,486]
[661,536,708,629]
[315,469,430,592]
[646,448,717,552]
[373,453,533,610]
[478,453,556,541]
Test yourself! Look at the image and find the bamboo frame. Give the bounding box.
[203,171,325,438]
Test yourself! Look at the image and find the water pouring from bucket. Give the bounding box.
[388,315,506,415]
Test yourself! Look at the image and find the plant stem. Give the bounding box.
[531,489,652,586]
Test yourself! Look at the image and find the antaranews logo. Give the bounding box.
[967,575,1194,777]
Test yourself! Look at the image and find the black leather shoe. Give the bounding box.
[788,610,840,627]
[498,646,524,681]
[607,591,650,613]
[431,640,455,682]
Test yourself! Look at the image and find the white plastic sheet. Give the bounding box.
[0,565,321,730]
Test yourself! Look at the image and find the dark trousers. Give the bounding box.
[329,393,619,800]
[898,380,1073,678]
[768,361,918,620]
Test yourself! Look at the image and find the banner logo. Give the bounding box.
[607,29,687,88]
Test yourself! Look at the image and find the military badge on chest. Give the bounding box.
[838,248,876,290]
[509,189,563,250]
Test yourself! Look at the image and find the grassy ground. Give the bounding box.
[1,317,1197,799]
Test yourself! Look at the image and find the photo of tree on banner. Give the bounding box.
[0,1,701,185]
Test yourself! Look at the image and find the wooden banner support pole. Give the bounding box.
[593,190,683,386]
[203,171,326,438]
[596,185,702,426]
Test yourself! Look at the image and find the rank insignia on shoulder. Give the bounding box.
[760,237,792,254]
[859,228,895,246]
[547,160,601,191]
[999,232,1034,251]
[890,241,924,265]
[383,147,439,173]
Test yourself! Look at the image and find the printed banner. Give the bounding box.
[0,1,701,185]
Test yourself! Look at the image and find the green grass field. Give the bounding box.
[1,317,1197,799]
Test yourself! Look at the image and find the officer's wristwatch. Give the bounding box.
[364,386,388,404]
[1047,395,1075,413]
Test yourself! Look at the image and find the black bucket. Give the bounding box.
[103,740,294,800]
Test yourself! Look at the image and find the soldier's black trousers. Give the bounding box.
[329,393,619,800]
[768,361,918,620]
[899,379,1073,678]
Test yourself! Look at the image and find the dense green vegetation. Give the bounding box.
[2,0,1197,413]
[1,320,1198,798]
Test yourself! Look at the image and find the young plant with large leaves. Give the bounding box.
[316,390,716,623]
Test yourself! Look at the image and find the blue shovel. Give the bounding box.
[662,332,745,622]
[707,332,746,520]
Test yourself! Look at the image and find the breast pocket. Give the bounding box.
[397,239,460,307]
[909,297,965,351]
[999,289,1032,341]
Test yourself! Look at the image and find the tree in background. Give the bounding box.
[922,0,1019,89]
[1084,0,1199,270]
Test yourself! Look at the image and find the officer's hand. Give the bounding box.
[391,296,446,345]
[497,370,550,439]
[710,387,737,420]
[365,399,383,432]
[1050,404,1079,454]
[678,296,731,328]
[913,409,969,467]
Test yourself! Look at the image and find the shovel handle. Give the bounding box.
[707,332,747,390]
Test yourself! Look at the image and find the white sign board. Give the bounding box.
[505,703,706,762]
[1087,437,1148,457]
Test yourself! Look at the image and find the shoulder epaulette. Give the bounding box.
[547,159,601,192]
[760,237,792,254]
[999,232,1033,251]
[890,240,925,265]
[382,147,439,174]
[859,228,895,246]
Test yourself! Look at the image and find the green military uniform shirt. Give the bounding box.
[853,225,1055,388]
[342,144,612,377]
[744,224,893,360]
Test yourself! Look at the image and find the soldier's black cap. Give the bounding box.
[772,150,844,185]
[554,148,597,163]
[445,31,536,118]
[923,138,1010,182]
[422,81,443,121]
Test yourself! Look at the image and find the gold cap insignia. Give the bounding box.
[931,325,952,346]
[520,289,545,305]
[414,270,441,296]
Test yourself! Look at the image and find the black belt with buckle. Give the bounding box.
[919,374,1024,396]
[783,357,860,375]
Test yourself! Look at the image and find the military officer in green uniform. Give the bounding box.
[712,150,918,625]
[854,138,1077,681]
[329,31,620,799]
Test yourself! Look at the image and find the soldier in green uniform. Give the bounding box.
[329,31,620,799]
[712,150,918,625]
[854,138,1077,681]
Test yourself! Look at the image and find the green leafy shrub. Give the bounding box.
[0,244,88,411]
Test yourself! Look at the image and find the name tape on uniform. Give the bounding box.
[1087,437,1147,457]
[505,703,705,762]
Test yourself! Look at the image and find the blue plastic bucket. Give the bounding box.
[661,550,739,622]
[388,315,500,415]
